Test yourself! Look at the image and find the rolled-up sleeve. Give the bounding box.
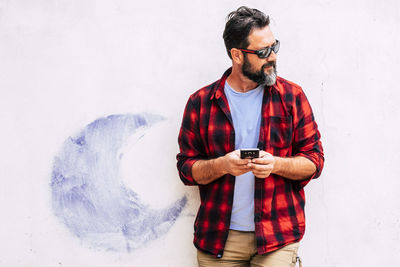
[176,97,204,186]
[292,88,325,188]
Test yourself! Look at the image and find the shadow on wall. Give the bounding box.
[51,113,187,252]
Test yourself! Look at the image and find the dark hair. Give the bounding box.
[223,6,270,59]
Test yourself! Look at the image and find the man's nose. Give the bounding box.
[267,50,277,61]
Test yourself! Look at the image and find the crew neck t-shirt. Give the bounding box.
[224,81,264,231]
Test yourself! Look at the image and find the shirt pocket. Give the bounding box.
[268,116,293,149]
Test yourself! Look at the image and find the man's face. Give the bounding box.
[241,26,277,86]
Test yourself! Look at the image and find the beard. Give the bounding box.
[242,54,277,86]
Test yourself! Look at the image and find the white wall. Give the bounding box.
[1,0,399,266]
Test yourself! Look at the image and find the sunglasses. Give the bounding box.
[238,40,280,59]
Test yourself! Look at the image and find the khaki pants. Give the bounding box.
[197,230,299,267]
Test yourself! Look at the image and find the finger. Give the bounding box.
[250,163,273,171]
[233,165,251,174]
[259,150,272,157]
[234,158,252,165]
[252,170,272,178]
[240,164,252,170]
[254,174,270,179]
[252,171,272,178]
[251,157,273,164]
[234,167,252,176]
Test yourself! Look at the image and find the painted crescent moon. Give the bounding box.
[51,113,187,252]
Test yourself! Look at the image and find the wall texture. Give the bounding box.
[1,0,399,266]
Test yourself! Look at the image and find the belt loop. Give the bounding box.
[296,256,302,267]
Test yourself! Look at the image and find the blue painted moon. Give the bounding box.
[51,113,187,252]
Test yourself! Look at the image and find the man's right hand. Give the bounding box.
[222,150,253,176]
[192,150,252,185]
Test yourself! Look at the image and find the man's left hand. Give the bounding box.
[250,150,275,178]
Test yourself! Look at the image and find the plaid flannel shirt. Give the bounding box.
[176,68,324,257]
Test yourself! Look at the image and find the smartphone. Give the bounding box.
[240,148,260,159]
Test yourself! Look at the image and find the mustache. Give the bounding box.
[263,61,276,69]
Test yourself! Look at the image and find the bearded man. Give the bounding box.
[177,6,324,267]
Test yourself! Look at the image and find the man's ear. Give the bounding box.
[230,48,244,65]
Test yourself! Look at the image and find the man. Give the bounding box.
[176,6,324,267]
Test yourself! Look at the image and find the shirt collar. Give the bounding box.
[210,68,231,100]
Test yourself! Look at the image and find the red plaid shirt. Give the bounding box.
[176,68,324,257]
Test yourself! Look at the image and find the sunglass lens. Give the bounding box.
[259,48,271,58]
[273,41,280,53]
